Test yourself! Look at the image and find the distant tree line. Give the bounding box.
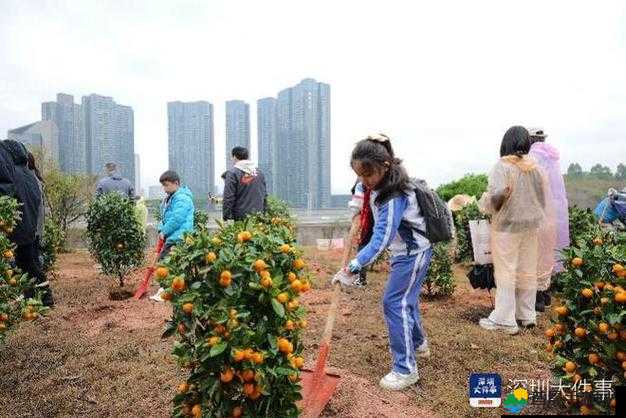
[566,162,626,180]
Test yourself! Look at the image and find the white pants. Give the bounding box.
[488,285,536,326]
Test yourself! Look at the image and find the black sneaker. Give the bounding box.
[535,291,545,312]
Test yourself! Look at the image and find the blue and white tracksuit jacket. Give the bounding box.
[353,187,432,375]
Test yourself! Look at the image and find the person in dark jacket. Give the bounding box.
[222,147,267,221]
[0,140,53,306]
[95,162,134,199]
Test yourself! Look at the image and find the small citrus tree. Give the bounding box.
[41,218,64,274]
[546,227,626,415]
[451,202,486,263]
[157,210,310,417]
[423,243,455,297]
[0,196,47,344]
[86,193,146,288]
[194,210,210,232]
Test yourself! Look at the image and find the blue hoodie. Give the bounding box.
[158,185,194,244]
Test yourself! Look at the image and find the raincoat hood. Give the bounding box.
[530,142,560,161]
[234,160,258,175]
[2,140,28,166]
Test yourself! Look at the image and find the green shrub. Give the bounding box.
[436,174,488,202]
[86,193,146,287]
[423,243,455,297]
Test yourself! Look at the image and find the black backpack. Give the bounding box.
[411,179,454,244]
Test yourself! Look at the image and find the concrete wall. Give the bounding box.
[66,220,352,249]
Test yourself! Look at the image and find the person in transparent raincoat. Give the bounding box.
[478,126,556,335]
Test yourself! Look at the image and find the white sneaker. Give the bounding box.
[379,370,419,391]
[416,342,430,359]
[479,318,519,335]
[150,287,166,302]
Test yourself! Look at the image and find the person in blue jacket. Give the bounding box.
[334,134,432,391]
[157,170,194,260]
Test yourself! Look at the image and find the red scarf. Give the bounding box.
[359,187,373,245]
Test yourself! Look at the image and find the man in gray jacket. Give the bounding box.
[222,147,267,221]
[95,162,134,199]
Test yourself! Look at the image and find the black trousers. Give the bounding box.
[17,240,53,305]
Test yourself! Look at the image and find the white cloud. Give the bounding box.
[1,0,625,195]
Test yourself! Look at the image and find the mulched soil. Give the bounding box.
[0,249,564,418]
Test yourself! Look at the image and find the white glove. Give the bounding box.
[331,268,358,288]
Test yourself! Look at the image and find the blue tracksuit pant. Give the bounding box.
[383,248,432,375]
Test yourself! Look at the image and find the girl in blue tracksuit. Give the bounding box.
[346,135,432,391]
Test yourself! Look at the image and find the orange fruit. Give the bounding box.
[219,271,232,287]
[207,336,221,347]
[555,306,569,316]
[227,318,239,330]
[615,292,626,304]
[616,351,626,362]
[581,288,593,299]
[242,369,255,382]
[287,272,297,283]
[608,331,619,341]
[155,267,169,279]
[205,252,217,263]
[253,259,267,272]
[619,270,626,278]
[280,244,291,253]
[8,278,17,286]
[233,350,245,362]
[564,361,577,373]
[243,383,255,397]
[0,322,7,332]
[300,281,311,293]
[288,373,299,383]
[278,338,293,354]
[554,323,566,334]
[244,348,254,361]
[290,279,303,293]
[294,356,305,369]
[545,328,556,338]
[277,293,289,304]
[575,327,586,338]
[229,309,238,319]
[287,300,299,311]
[259,270,271,279]
[612,264,625,274]
[249,389,262,401]
[588,353,600,365]
[220,270,232,281]
[182,303,193,315]
[251,352,264,365]
[299,320,308,329]
[260,276,273,289]
[598,323,609,333]
[3,249,14,259]
[238,231,252,243]
[232,406,243,418]
[285,320,295,331]
[177,382,190,394]
[594,281,605,290]
[220,368,234,383]
[172,276,186,292]
[593,238,603,246]
[161,291,173,301]
[571,257,584,268]
[191,404,202,418]
[605,284,615,292]
[293,258,306,270]
[593,307,602,316]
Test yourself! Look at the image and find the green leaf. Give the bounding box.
[275,367,294,376]
[210,342,228,357]
[271,298,285,318]
[191,281,202,290]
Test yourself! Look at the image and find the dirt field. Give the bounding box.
[0,249,563,417]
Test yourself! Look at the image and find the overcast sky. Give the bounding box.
[1,0,625,194]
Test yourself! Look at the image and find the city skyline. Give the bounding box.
[225,100,250,171]
[167,100,215,198]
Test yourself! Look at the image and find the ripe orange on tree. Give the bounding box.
[588,353,601,365]
[207,336,221,347]
[205,252,217,263]
[172,276,186,292]
[615,292,626,304]
[177,382,190,394]
[219,270,232,287]
[280,244,291,253]
[156,266,169,279]
[253,259,267,272]
[287,272,297,283]
[564,361,577,373]
[598,323,610,334]
[277,293,289,304]
[242,369,255,382]
[182,303,194,315]
[260,276,273,289]
[251,352,264,365]
[574,327,587,338]
[554,306,569,316]
[293,258,306,270]
[238,231,252,243]
[612,264,625,274]
[191,404,202,418]
[220,368,234,383]
[581,288,593,299]
[571,257,584,268]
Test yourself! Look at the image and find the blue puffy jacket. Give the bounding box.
[159,185,194,244]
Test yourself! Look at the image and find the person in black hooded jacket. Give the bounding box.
[0,140,53,306]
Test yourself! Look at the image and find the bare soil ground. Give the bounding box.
[0,249,562,417]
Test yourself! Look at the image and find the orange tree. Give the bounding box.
[546,226,626,415]
[86,193,146,287]
[157,211,310,417]
[0,196,47,343]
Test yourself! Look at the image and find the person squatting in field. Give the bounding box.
[151,170,194,301]
[334,134,433,391]
[478,126,556,335]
